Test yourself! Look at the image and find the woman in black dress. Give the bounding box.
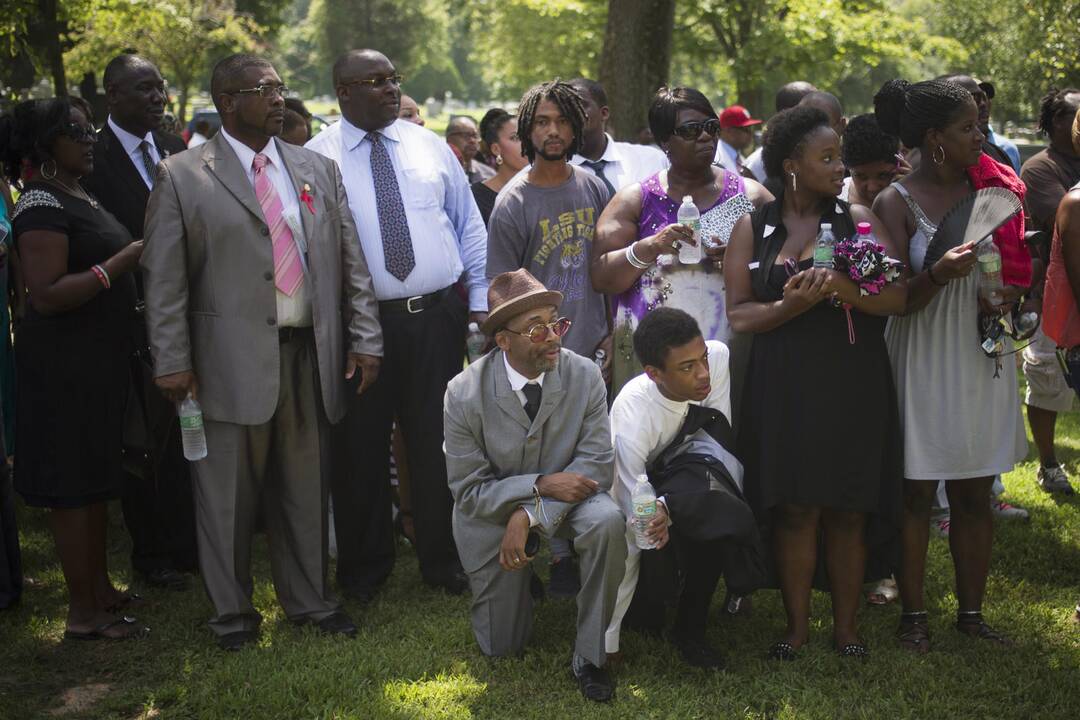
[724,106,906,658]
[471,109,528,226]
[1,97,147,639]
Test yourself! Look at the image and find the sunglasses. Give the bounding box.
[231,84,291,99]
[503,317,572,343]
[342,74,405,89]
[62,122,96,143]
[672,119,721,141]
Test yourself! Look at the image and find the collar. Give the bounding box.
[341,116,402,151]
[503,352,545,391]
[107,116,154,156]
[720,139,739,165]
[759,188,848,237]
[571,133,620,167]
[219,127,282,173]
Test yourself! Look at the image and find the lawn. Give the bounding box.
[2,386,1079,719]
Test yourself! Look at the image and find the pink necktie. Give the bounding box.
[252,153,304,296]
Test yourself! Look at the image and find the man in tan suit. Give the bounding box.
[142,54,383,651]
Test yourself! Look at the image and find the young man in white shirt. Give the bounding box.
[605,307,760,669]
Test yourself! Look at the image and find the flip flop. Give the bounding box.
[105,593,145,614]
[64,616,150,641]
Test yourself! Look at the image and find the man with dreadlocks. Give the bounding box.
[487,79,613,374]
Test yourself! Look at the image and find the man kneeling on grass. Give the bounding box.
[444,269,627,702]
[604,308,764,669]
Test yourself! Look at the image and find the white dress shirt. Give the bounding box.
[503,352,546,528]
[306,117,489,311]
[219,128,312,327]
[744,146,766,182]
[107,116,161,189]
[713,139,742,173]
[188,132,208,148]
[570,133,670,192]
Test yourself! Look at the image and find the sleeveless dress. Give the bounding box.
[737,196,902,585]
[611,169,748,393]
[884,184,1027,480]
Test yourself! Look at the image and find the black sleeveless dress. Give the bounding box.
[736,196,902,585]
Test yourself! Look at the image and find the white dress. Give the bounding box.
[884,184,1027,480]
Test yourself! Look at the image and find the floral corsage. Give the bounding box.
[834,239,903,296]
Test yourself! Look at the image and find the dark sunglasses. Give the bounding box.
[672,119,721,141]
[503,317,572,343]
[62,122,96,143]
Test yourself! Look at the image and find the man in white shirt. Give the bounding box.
[568,78,669,196]
[605,307,761,669]
[306,49,489,600]
[714,105,761,174]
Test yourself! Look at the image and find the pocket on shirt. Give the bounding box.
[401,167,443,209]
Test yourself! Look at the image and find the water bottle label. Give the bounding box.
[979,256,1002,273]
[633,500,656,517]
[179,414,203,430]
[813,246,834,267]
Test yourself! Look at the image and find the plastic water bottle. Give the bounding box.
[676,196,702,264]
[855,221,876,245]
[466,322,486,363]
[977,242,1005,306]
[593,348,606,369]
[631,474,657,549]
[813,223,836,268]
[178,394,207,461]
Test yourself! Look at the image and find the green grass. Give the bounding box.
[2,386,1080,719]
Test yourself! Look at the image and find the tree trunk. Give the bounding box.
[598,0,675,141]
[36,0,67,96]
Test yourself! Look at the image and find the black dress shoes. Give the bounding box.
[315,612,358,638]
[424,570,469,596]
[571,659,615,702]
[669,632,725,670]
[218,630,258,652]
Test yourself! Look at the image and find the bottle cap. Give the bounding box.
[857,222,872,234]
[682,195,693,203]
[468,322,479,332]
[821,223,832,230]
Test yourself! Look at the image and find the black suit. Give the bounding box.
[82,122,197,577]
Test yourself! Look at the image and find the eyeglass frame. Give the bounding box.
[501,317,573,343]
[61,122,97,143]
[672,119,722,141]
[339,74,405,89]
[229,84,292,99]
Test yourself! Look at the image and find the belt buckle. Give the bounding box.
[405,295,424,314]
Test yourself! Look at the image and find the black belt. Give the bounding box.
[379,287,451,315]
[278,326,314,343]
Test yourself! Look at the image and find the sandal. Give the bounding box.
[767,641,798,661]
[866,577,898,606]
[896,611,930,654]
[64,616,150,641]
[104,592,145,615]
[838,642,870,659]
[956,612,1011,645]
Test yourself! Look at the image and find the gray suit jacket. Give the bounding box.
[444,348,614,573]
[141,133,382,425]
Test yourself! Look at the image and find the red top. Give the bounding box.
[1043,185,1080,347]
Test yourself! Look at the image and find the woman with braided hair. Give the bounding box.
[872,78,1029,652]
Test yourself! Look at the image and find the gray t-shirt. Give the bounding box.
[486,166,612,358]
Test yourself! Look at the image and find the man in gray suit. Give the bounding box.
[444,269,626,702]
[141,54,383,651]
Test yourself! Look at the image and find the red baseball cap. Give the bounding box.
[719,105,762,129]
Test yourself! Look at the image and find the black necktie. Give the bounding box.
[583,159,616,197]
[522,383,543,421]
[139,140,157,188]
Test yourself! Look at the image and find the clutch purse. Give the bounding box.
[699,192,754,248]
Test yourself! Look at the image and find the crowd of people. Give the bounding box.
[0,46,1078,704]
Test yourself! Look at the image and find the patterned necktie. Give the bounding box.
[139,140,157,188]
[522,383,543,421]
[252,153,304,297]
[583,159,616,197]
[368,132,416,281]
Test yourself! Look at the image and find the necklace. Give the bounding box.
[44,175,99,210]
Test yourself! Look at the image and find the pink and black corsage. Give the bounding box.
[835,239,903,296]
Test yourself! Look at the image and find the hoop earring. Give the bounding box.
[790,172,797,193]
[40,159,57,180]
[932,145,946,165]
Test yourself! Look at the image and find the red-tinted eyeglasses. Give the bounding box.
[503,317,572,343]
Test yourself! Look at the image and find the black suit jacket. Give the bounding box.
[82,123,188,240]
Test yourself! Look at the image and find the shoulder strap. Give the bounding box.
[648,404,734,474]
[750,204,784,299]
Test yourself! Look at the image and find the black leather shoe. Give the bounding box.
[722,591,752,618]
[315,612,358,638]
[425,570,469,596]
[342,585,378,605]
[548,557,580,598]
[218,630,258,652]
[669,632,725,670]
[570,660,615,702]
[138,569,190,591]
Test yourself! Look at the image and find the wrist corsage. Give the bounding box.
[834,239,903,296]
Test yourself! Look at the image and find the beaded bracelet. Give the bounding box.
[625,242,651,270]
[91,264,111,289]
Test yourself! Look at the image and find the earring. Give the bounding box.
[40,159,57,180]
[790,172,797,193]
[495,153,503,166]
[932,145,946,165]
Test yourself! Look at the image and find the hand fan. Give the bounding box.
[922,187,1022,269]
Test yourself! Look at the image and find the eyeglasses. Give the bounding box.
[231,84,291,99]
[672,119,721,141]
[62,122,96,143]
[341,74,404,89]
[447,131,480,140]
[502,317,572,343]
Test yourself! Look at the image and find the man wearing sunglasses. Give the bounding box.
[445,269,625,702]
[307,49,489,601]
[81,54,196,594]
[142,53,383,650]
